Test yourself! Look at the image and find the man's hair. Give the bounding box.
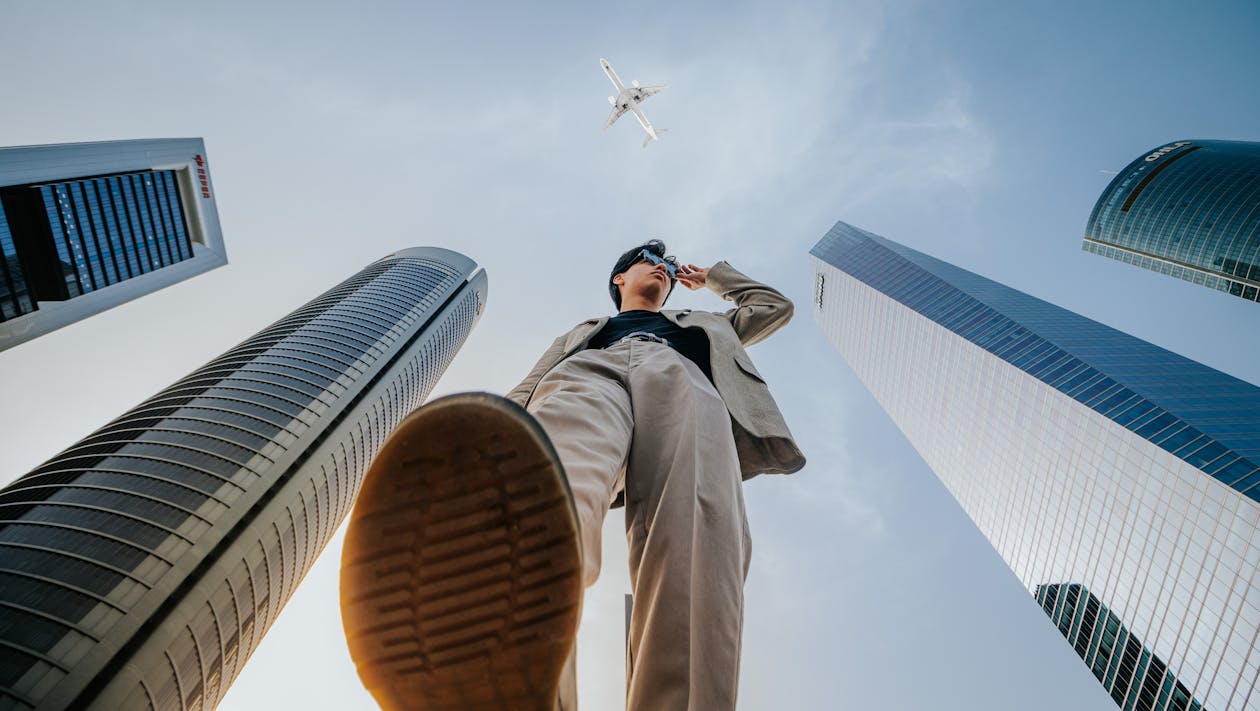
[609,239,675,309]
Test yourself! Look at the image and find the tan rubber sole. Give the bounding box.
[340,393,582,710]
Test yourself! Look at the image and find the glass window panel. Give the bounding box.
[47,487,192,531]
[118,176,158,269]
[158,171,192,259]
[0,569,102,625]
[72,470,211,512]
[87,180,129,281]
[105,177,143,276]
[141,173,179,265]
[183,397,296,429]
[0,522,150,571]
[13,506,171,551]
[129,174,169,267]
[0,544,124,597]
[0,605,74,654]
[66,183,106,288]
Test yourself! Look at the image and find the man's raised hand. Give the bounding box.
[676,264,709,290]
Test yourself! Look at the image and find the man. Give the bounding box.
[341,241,805,710]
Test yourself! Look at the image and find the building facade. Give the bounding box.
[812,221,1260,710]
[1083,139,1260,303]
[0,139,227,351]
[1036,583,1205,710]
[0,247,486,710]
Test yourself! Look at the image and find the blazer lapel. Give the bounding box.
[662,309,692,325]
[664,308,727,348]
[563,317,608,354]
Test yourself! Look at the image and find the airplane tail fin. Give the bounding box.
[642,128,667,148]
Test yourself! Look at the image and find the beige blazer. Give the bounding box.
[507,261,806,480]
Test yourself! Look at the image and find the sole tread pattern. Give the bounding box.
[341,393,580,711]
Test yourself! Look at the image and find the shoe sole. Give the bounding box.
[340,392,582,710]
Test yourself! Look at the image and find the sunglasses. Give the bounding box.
[638,249,679,279]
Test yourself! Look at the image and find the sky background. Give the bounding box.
[1,1,1259,708]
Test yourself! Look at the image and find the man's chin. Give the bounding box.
[633,286,667,308]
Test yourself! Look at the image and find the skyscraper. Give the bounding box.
[0,139,228,351]
[812,221,1260,710]
[1036,583,1204,711]
[0,247,486,710]
[1083,139,1260,303]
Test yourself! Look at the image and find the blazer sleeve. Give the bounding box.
[505,334,567,407]
[706,261,795,346]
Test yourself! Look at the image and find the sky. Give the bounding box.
[1,1,1259,708]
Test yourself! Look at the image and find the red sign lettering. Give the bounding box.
[193,156,211,199]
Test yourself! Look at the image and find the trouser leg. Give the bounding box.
[623,342,751,711]
[527,348,633,711]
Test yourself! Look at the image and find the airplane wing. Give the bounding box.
[603,104,630,130]
[631,85,665,102]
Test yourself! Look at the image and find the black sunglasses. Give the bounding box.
[638,249,679,279]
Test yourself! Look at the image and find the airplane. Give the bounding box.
[600,58,667,148]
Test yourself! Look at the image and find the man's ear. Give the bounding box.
[612,273,624,286]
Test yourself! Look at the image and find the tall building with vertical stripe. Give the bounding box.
[812,221,1260,710]
[1084,139,1260,303]
[0,139,227,351]
[0,247,486,709]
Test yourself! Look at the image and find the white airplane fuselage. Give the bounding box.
[600,58,661,142]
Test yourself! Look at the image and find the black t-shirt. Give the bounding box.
[586,310,712,381]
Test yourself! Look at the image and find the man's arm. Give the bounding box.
[505,334,567,407]
[680,261,794,346]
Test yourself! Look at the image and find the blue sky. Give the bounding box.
[1,1,1258,708]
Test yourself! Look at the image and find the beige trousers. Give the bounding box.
[526,339,752,711]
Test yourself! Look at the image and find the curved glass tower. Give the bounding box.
[814,221,1260,710]
[1084,139,1260,303]
[0,247,486,710]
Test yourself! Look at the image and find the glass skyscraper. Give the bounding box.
[0,139,228,351]
[1083,139,1260,303]
[0,247,486,710]
[1036,584,1204,711]
[812,221,1260,710]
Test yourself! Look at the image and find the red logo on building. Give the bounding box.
[193,154,211,199]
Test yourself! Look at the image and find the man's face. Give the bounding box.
[615,257,674,309]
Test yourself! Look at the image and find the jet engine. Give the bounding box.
[608,96,616,105]
[631,80,640,88]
